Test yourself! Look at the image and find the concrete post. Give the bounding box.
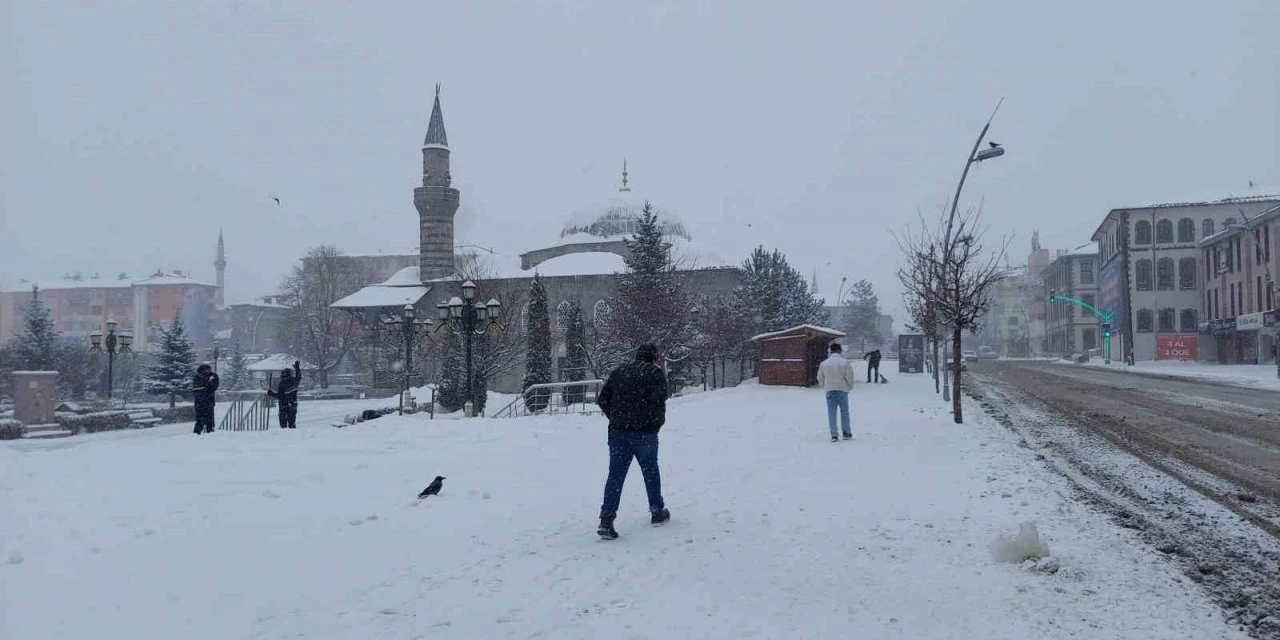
[13,371,58,426]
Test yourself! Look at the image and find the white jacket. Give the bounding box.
[816,355,854,392]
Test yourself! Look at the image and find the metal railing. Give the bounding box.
[217,391,273,432]
[493,379,605,418]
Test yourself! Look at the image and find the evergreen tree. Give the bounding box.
[13,291,58,370]
[842,279,884,353]
[144,317,196,408]
[522,275,553,412]
[731,246,827,338]
[610,203,693,360]
[224,342,249,390]
[563,300,587,404]
[436,332,467,413]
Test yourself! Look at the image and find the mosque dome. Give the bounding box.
[558,163,692,243]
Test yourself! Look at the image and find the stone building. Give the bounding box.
[335,88,746,395]
[1091,191,1280,361]
[1197,203,1280,364]
[1042,252,1100,356]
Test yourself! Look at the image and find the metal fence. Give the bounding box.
[217,391,273,432]
[493,380,605,418]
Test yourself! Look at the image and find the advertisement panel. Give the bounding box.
[1156,335,1196,361]
[1097,257,1125,334]
[898,334,925,373]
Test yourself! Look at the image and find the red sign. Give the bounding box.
[1156,335,1197,361]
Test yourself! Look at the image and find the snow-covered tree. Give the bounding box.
[12,291,58,371]
[607,203,694,358]
[145,317,196,408]
[281,245,378,388]
[224,342,249,390]
[436,332,467,413]
[731,246,827,338]
[522,275,552,412]
[563,300,587,404]
[842,279,883,353]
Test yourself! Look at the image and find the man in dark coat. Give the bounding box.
[267,360,301,429]
[863,349,885,383]
[192,364,220,434]
[595,343,670,539]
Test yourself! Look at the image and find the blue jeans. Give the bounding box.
[826,391,850,438]
[600,430,664,519]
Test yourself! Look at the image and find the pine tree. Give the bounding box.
[145,317,196,408]
[13,291,58,370]
[731,246,827,337]
[610,203,693,359]
[224,342,249,390]
[522,275,552,412]
[842,279,884,353]
[563,300,587,404]
[436,332,467,413]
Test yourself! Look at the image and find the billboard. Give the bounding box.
[1097,257,1126,334]
[898,334,925,373]
[1156,335,1196,361]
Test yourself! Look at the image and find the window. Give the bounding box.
[1214,288,1220,319]
[1202,218,1215,238]
[1180,309,1197,333]
[1081,293,1096,311]
[1258,276,1264,313]
[1158,308,1176,333]
[1156,257,1174,290]
[1265,224,1272,262]
[1156,219,1173,244]
[1177,218,1195,243]
[1205,249,1211,280]
[1079,260,1094,285]
[1205,290,1212,320]
[1230,284,1236,317]
[1135,259,1152,290]
[1082,328,1097,350]
[556,301,571,331]
[1179,257,1196,290]
[593,300,612,327]
[519,304,529,332]
[1236,237,1243,271]
[1134,220,1152,245]
[1136,309,1154,333]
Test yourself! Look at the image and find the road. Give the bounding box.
[970,360,1280,502]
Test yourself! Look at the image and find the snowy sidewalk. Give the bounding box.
[1058,357,1280,391]
[0,365,1243,639]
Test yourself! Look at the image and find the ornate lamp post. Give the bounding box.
[436,280,503,417]
[89,319,133,405]
[382,304,433,415]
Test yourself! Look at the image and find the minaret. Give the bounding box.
[415,84,461,281]
[215,229,227,307]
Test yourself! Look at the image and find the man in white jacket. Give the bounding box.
[816,342,855,442]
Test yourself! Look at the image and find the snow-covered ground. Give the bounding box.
[0,365,1245,639]
[1056,357,1280,391]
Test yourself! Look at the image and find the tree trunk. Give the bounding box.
[952,326,963,423]
[932,336,941,394]
[169,391,176,409]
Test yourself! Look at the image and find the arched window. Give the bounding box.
[1177,218,1195,243]
[520,304,530,332]
[1134,220,1152,245]
[1202,218,1215,238]
[1180,309,1198,333]
[556,301,571,331]
[1136,308,1154,333]
[1135,258,1153,291]
[1224,217,1237,227]
[593,300,613,327]
[1156,257,1174,290]
[1156,219,1173,244]
[1157,308,1176,333]
[1178,257,1196,290]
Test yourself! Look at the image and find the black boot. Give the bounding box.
[598,516,619,540]
[651,508,670,526]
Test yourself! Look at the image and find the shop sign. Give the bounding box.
[1237,312,1266,331]
[1157,335,1197,361]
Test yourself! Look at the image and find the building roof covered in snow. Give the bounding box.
[330,267,431,309]
[247,353,319,373]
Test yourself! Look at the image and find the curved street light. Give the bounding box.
[89,319,133,406]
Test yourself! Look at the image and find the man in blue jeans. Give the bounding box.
[816,342,854,442]
[595,343,670,540]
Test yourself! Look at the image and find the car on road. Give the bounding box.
[963,350,978,362]
[945,359,968,372]
[977,346,998,360]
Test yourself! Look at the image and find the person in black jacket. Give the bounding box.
[863,349,886,383]
[595,343,670,540]
[192,364,220,434]
[267,360,301,429]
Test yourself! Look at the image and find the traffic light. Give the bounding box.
[1048,289,1057,303]
[1101,322,1112,338]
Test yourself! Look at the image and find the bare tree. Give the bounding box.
[281,246,376,388]
[897,206,1009,423]
[897,229,942,393]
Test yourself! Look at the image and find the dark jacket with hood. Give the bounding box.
[192,367,219,406]
[269,361,302,405]
[597,346,669,433]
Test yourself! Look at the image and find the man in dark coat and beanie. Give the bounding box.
[595,343,670,540]
[863,349,886,383]
[267,360,301,429]
[192,364,220,434]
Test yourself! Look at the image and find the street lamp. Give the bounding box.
[382,304,433,415]
[208,341,221,375]
[435,281,504,416]
[89,319,133,406]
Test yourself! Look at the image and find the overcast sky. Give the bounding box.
[3,0,1276,322]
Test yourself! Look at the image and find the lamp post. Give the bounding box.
[208,341,221,375]
[436,280,504,417]
[89,319,133,406]
[382,304,433,415]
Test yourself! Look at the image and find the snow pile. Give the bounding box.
[990,522,1051,563]
[1066,359,1280,391]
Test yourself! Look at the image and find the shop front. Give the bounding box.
[1200,314,1277,364]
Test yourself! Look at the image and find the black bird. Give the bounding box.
[418,476,445,499]
[988,142,1001,149]
[272,197,281,206]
